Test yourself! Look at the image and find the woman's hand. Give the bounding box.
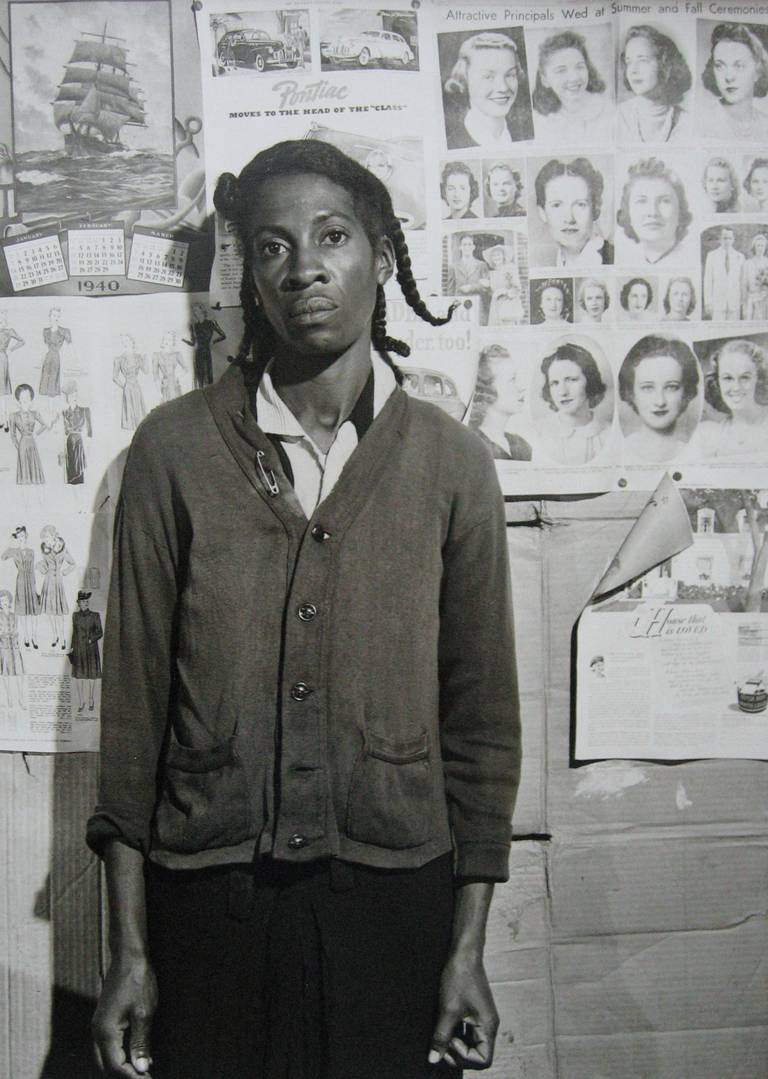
[429,948,499,1069]
[92,952,158,1077]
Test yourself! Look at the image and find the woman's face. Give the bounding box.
[50,308,61,326]
[459,235,477,258]
[489,248,505,268]
[493,360,526,415]
[540,285,565,320]
[53,536,64,554]
[753,235,768,257]
[18,388,32,409]
[540,174,594,253]
[667,279,692,317]
[547,358,589,415]
[582,284,606,319]
[120,335,133,352]
[718,348,758,411]
[628,176,680,250]
[624,35,660,97]
[631,353,686,431]
[542,46,589,108]
[704,165,733,205]
[712,40,759,105]
[466,46,519,119]
[489,167,517,206]
[445,171,472,216]
[627,282,650,316]
[247,172,391,359]
[748,166,768,203]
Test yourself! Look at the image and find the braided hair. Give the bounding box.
[213,139,456,386]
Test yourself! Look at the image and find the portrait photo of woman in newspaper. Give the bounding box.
[439,160,481,220]
[576,277,611,324]
[691,336,768,458]
[530,28,614,144]
[619,334,701,464]
[532,156,613,268]
[616,157,694,267]
[661,275,697,322]
[467,343,532,461]
[702,156,741,213]
[88,138,521,1079]
[617,24,693,144]
[534,339,613,465]
[700,21,768,143]
[440,29,534,150]
[744,155,768,211]
[619,276,657,323]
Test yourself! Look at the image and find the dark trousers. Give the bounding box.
[145,853,458,1079]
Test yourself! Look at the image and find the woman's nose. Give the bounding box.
[284,246,329,289]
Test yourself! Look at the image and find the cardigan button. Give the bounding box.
[311,524,331,542]
[298,603,317,622]
[291,682,312,701]
[287,833,308,850]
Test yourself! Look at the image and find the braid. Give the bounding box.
[371,284,407,383]
[390,219,458,327]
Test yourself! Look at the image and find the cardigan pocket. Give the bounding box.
[153,735,252,854]
[345,729,432,849]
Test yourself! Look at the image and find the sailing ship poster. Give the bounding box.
[9,0,175,219]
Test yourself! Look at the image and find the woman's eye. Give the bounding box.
[259,239,287,257]
[322,228,347,245]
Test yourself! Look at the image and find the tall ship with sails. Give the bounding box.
[53,24,147,157]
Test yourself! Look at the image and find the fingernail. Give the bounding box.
[428,1049,441,1064]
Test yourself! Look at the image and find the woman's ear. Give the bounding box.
[377,236,395,286]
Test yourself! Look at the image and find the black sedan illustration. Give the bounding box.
[216,29,298,72]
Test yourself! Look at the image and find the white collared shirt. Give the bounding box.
[256,352,397,516]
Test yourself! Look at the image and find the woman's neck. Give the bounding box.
[464,106,506,140]
[730,401,766,426]
[480,406,514,446]
[721,96,754,123]
[557,405,592,429]
[634,93,669,116]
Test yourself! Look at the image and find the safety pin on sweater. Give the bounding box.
[256,450,280,496]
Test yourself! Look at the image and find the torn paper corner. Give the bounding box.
[591,474,693,603]
[574,761,649,801]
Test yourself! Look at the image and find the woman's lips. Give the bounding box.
[288,296,338,322]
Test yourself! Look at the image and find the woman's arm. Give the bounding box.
[91,839,157,1078]
[10,329,24,350]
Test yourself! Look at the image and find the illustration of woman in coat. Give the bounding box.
[0,310,24,433]
[0,589,25,710]
[183,303,226,389]
[39,307,72,420]
[1,525,39,649]
[59,380,92,486]
[152,331,187,403]
[113,334,147,431]
[9,384,47,489]
[37,528,75,650]
[70,589,102,713]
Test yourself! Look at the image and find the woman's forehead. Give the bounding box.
[245,172,360,230]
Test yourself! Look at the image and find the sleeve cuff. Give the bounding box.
[453,840,510,883]
[85,810,149,859]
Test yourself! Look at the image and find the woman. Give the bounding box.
[113,334,147,431]
[182,302,226,389]
[152,331,187,403]
[0,589,25,710]
[440,161,479,219]
[577,278,610,323]
[701,22,768,142]
[662,276,696,321]
[533,278,572,325]
[483,244,523,325]
[744,156,768,211]
[1,526,39,649]
[534,157,612,267]
[618,334,700,463]
[69,589,102,713]
[617,25,693,143]
[617,157,692,265]
[88,139,520,1079]
[9,384,46,486]
[60,380,91,486]
[484,162,524,217]
[532,30,613,144]
[468,344,532,460]
[692,338,768,458]
[446,233,491,321]
[38,307,71,420]
[537,340,611,464]
[741,233,768,321]
[37,530,74,650]
[0,310,23,432]
[702,157,741,213]
[443,31,534,149]
[620,276,655,321]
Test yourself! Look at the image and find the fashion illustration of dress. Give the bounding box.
[742,256,768,321]
[70,609,102,679]
[0,326,23,396]
[114,352,147,431]
[0,610,23,675]
[63,404,92,485]
[153,350,184,402]
[9,409,46,485]
[1,545,39,615]
[39,326,72,398]
[38,546,75,616]
[188,319,225,389]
